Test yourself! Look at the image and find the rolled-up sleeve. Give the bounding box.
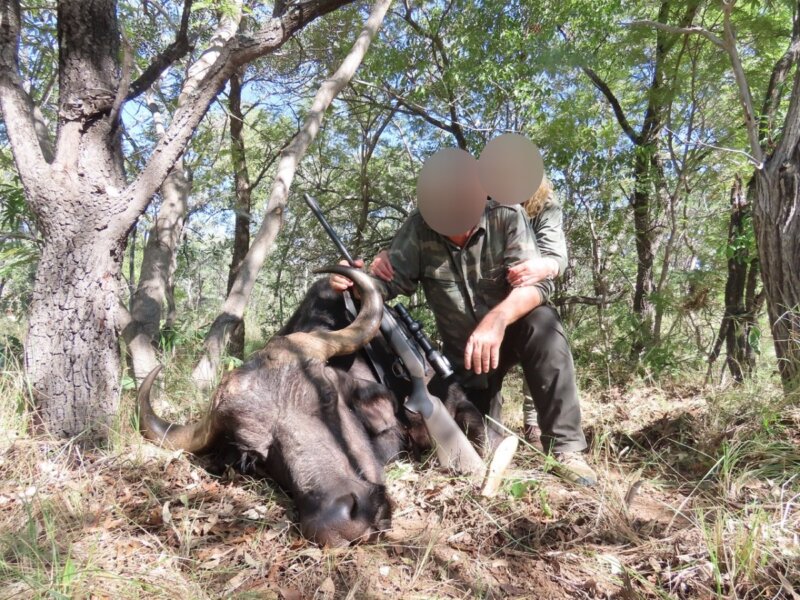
[532,276,555,305]
[495,206,558,303]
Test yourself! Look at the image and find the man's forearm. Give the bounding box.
[489,286,542,328]
[464,286,542,374]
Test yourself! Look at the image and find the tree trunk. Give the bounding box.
[226,69,251,360]
[742,254,764,370]
[725,179,763,381]
[27,216,125,437]
[708,175,763,383]
[124,165,190,383]
[22,1,126,437]
[712,0,800,390]
[753,155,800,389]
[629,148,657,361]
[192,0,394,388]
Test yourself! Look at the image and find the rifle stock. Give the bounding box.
[382,308,485,478]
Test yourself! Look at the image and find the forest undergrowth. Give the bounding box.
[0,341,798,599]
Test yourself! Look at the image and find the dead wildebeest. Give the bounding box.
[137,266,486,547]
[277,277,488,460]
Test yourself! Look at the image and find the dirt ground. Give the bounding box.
[1,383,798,599]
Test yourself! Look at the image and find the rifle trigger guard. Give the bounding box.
[392,359,409,380]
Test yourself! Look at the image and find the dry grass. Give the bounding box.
[1,355,798,598]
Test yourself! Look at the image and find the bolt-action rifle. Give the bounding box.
[303,193,486,478]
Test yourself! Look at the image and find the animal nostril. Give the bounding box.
[330,493,358,522]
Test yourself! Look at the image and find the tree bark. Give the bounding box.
[753,157,800,389]
[192,0,394,388]
[27,236,125,436]
[707,175,763,383]
[629,148,658,359]
[750,7,800,390]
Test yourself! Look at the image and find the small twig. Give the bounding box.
[663,127,763,168]
[624,480,643,507]
[624,19,725,49]
[351,78,519,136]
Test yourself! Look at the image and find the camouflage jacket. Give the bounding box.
[375,201,543,387]
[529,194,568,278]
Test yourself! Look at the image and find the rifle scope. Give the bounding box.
[393,303,454,380]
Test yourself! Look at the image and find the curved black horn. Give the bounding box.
[283,266,383,361]
[137,366,217,453]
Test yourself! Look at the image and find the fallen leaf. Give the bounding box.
[225,570,249,593]
[162,501,172,525]
[279,587,302,600]
[318,576,335,597]
[490,559,509,571]
[199,547,234,569]
[243,551,260,568]
[202,513,218,535]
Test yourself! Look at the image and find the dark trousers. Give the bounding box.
[463,305,587,454]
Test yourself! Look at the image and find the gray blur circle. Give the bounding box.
[477,133,544,205]
[416,148,486,236]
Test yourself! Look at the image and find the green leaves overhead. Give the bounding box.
[1,0,796,383]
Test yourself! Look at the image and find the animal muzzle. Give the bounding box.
[299,483,392,547]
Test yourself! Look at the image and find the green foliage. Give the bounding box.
[0,245,38,280]
[0,170,39,312]
[0,497,79,597]
[1,0,795,389]
[0,179,28,230]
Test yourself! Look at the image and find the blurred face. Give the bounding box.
[417,148,486,236]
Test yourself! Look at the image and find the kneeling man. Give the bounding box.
[331,200,596,486]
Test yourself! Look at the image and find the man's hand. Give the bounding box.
[370,249,394,282]
[464,312,507,375]
[507,257,559,287]
[329,258,364,292]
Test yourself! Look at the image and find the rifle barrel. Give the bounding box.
[303,193,357,266]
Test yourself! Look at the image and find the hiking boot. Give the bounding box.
[523,423,543,451]
[551,452,597,486]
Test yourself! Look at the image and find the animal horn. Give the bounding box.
[283,265,383,361]
[137,365,217,453]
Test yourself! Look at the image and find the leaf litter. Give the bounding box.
[0,385,797,598]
